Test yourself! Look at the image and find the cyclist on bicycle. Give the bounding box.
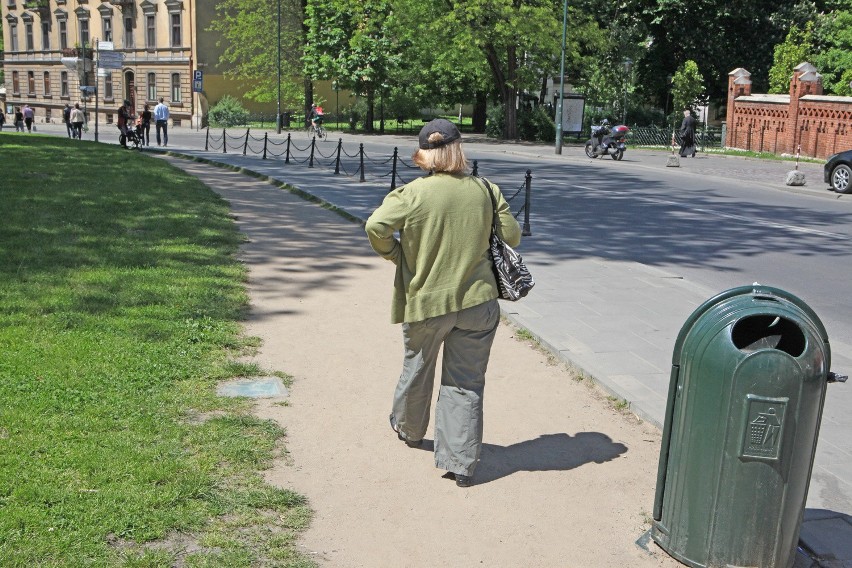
[309,104,324,132]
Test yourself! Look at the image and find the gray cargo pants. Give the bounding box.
[392,299,500,477]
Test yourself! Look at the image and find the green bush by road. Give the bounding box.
[0,134,314,567]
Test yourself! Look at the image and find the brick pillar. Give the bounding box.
[788,62,822,156]
[726,68,751,148]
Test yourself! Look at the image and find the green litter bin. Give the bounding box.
[651,285,846,568]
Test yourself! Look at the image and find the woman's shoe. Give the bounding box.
[389,413,422,447]
[454,473,473,488]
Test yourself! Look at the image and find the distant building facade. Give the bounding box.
[726,62,852,159]
[1,0,232,127]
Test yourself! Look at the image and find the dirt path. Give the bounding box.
[163,157,682,568]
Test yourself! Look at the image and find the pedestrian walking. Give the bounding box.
[365,119,522,488]
[70,103,85,140]
[140,103,152,146]
[154,97,169,146]
[679,107,697,158]
[63,103,73,138]
[0,110,5,130]
[23,104,34,132]
[14,107,25,132]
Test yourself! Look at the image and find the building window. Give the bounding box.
[59,20,67,49]
[170,13,181,46]
[43,72,51,96]
[41,21,49,49]
[61,71,69,97]
[103,16,112,42]
[124,17,133,48]
[80,19,89,45]
[28,71,35,95]
[147,72,156,100]
[105,73,113,99]
[171,73,181,102]
[145,15,155,48]
[9,21,18,52]
[25,21,34,51]
[12,71,20,95]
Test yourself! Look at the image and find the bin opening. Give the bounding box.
[732,315,806,356]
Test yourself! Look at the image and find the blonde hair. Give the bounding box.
[412,135,468,174]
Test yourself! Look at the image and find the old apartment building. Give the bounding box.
[2,0,229,127]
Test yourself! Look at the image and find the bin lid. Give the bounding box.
[671,284,829,365]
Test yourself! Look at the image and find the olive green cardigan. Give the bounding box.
[365,173,522,324]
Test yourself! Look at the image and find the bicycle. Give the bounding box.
[309,121,327,140]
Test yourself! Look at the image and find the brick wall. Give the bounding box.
[725,63,852,159]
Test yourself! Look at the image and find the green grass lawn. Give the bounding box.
[0,134,315,567]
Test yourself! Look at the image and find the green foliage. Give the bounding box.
[517,105,556,142]
[208,94,250,127]
[304,0,401,130]
[0,135,314,566]
[486,104,554,142]
[814,10,852,95]
[671,60,705,111]
[210,0,304,105]
[768,23,814,94]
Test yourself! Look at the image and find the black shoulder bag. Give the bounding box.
[479,177,534,301]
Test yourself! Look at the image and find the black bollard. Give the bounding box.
[522,169,532,236]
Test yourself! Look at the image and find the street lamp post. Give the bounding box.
[622,58,632,125]
[554,0,567,154]
[333,80,339,129]
[275,0,281,134]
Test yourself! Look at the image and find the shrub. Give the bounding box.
[208,95,250,128]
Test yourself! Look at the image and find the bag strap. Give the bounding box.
[475,176,499,234]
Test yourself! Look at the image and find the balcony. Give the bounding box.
[108,0,133,5]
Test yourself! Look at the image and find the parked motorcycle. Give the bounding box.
[585,121,630,160]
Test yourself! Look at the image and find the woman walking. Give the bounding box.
[70,103,85,139]
[365,119,522,487]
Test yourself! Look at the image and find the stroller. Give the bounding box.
[120,117,144,150]
[127,119,145,150]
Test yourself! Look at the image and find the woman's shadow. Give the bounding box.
[420,432,628,484]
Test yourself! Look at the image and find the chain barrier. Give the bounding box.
[202,128,533,233]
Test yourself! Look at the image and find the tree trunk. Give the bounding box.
[304,78,313,127]
[483,43,518,140]
[472,91,487,133]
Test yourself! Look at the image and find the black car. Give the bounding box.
[824,149,852,193]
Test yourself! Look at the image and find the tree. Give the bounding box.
[768,23,814,94]
[814,10,852,95]
[671,60,705,112]
[621,0,818,106]
[304,0,402,132]
[210,0,305,107]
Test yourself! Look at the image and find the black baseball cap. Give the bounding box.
[418,118,461,149]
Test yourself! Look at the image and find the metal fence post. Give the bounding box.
[522,169,532,236]
[204,127,209,151]
[222,128,227,154]
[359,143,365,182]
[390,147,398,191]
[334,138,342,174]
[243,129,249,155]
[309,137,316,168]
[285,133,291,164]
[263,132,268,159]
[472,160,478,176]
